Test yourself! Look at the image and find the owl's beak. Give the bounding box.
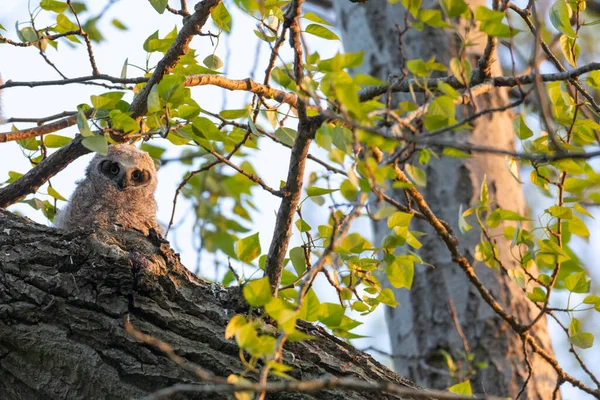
[116,177,126,191]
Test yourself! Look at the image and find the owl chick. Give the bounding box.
[55,143,160,235]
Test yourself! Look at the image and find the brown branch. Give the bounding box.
[202,147,283,197]
[184,75,298,106]
[0,135,89,208]
[0,112,83,143]
[264,0,314,295]
[0,30,80,47]
[4,111,78,125]
[129,0,221,118]
[141,379,502,400]
[357,62,600,102]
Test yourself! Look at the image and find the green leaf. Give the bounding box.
[386,257,414,289]
[236,233,261,263]
[111,19,128,30]
[486,209,529,228]
[91,92,125,110]
[448,381,472,396]
[418,9,452,28]
[147,0,168,14]
[306,186,338,196]
[298,289,321,322]
[401,0,422,17]
[82,134,108,155]
[44,134,72,148]
[550,0,577,38]
[203,54,224,70]
[404,164,426,187]
[449,57,472,86]
[440,0,468,17]
[48,186,67,201]
[514,115,533,139]
[77,109,93,137]
[569,332,594,349]
[527,287,547,302]
[289,246,307,276]
[17,137,38,151]
[318,303,344,327]
[40,0,68,12]
[225,314,247,339]
[305,24,339,40]
[211,2,232,33]
[443,148,470,158]
[564,271,590,293]
[458,204,473,233]
[147,84,161,113]
[109,110,139,134]
[560,35,580,68]
[547,205,572,219]
[303,12,332,26]
[295,218,311,233]
[274,127,297,146]
[340,180,359,201]
[375,288,399,307]
[243,277,272,306]
[220,109,248,119]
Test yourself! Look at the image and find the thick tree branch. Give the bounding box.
[0,210,421,400]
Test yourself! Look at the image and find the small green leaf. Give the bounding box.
[243,277,272,306]
[306,186,338,197]
[236,232,261,263]
[48,186,67,201]
[111,19,128,30]
[560,35,580,68]
[225,314,247,339]
[448,381,472,396]
[514,115,533,139]
[147,0,168,14]
[303,12,332,26]
[147,85,161,113]
[44,134,72,148]
[569,332,594,349]
[289,246,307,276]
[527,287,547,302]
[82,134,108,155]
[386,257,414,289]
[211,2,232,33]
[550,0,577,38]
[564,271,590,293]
[305,24,339,40]
[220,109,248,119]
[203,54,224,70]
[318,303,344,327]
[404,164,426,187]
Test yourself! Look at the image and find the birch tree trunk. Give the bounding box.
[333,0,558,397]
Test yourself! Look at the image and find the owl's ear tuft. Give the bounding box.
[152,158,162,171]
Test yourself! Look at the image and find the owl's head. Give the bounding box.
[88,144,157,192]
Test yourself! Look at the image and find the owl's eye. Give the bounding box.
[131,170,142,181]
[109,163,120,176]
[100,160,121,177]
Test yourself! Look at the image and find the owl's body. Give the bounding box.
[55,144,159,235]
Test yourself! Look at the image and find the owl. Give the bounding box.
[55,143,160,235]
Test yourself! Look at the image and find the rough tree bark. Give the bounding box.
[333,0,558,397]
[0,210,422,400]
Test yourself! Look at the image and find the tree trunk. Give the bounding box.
[0,210,418,400]
[333,0,558,397]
